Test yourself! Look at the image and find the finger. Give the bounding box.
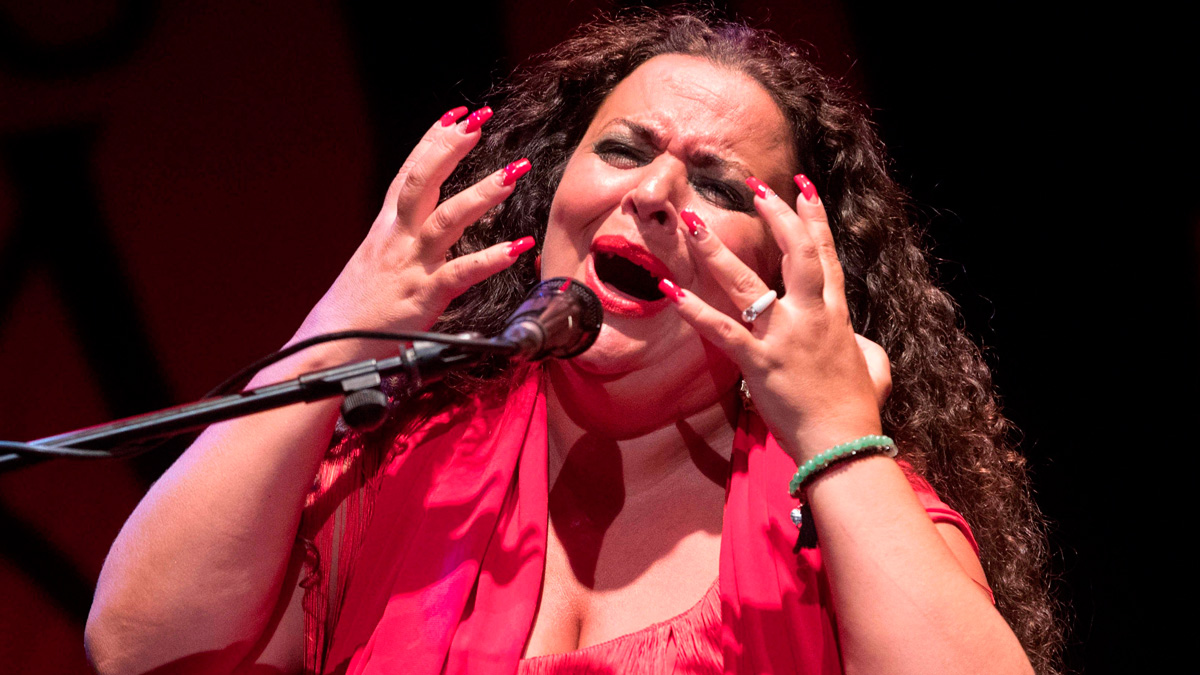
[679,208,775,309]
[377,106,470,223]
[657,278,755,364]
[792,174,846,298]
[393,106,494,229]
[855,333,893,407]
[746,177,824,298]
[434,236,536,298]
[420,158,531,254]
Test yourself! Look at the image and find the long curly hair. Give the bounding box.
[385,8,1060,673]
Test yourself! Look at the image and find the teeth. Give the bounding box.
[595,252,664,301]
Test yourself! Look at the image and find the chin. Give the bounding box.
[565,324,649,376]
[549,351,738,439]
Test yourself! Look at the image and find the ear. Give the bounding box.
[534,254,542,277]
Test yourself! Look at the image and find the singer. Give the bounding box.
[86,10,1059,675]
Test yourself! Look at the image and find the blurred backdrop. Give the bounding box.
[1,1,1193,672]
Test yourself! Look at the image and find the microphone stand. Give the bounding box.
[0,336,514,474]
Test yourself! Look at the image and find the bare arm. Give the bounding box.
[84,358,342,675]
[85,106,535,675]
[666,178,1032,674]
[804,456,1029,674]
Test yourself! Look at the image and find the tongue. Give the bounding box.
[595,252,664,301]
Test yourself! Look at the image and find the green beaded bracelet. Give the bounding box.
[787,434,897,498]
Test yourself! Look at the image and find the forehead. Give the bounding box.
[587,54,797,174]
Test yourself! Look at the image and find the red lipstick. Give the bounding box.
[586,235,673,318]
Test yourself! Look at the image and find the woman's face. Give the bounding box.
[542,54,799,426]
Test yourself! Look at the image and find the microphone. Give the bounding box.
[499,277,603,361]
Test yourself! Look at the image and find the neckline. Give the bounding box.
[519,577,720,662]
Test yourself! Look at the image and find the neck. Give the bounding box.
[541,363,737,591]
[544,365,738,502]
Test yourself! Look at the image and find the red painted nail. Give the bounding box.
[507,236,535,257]
[502,158,531,186]
[680,208,706,236]
[440,106,468,127]
[793,174,819,203]
[745,176,775,199]
[462,106,493,133]
[658,278,684,301]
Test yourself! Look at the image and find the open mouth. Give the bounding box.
[593,251,664,301]
[586,235,672,317]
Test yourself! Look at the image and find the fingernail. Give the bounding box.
[502,158,531,186]
[440,106,468,127]
[680,208,707,236]
[462,106,493,133]
[793,174,819,203]
[507,236,535,257]
[746,176,775,199]
[658,278,684,300]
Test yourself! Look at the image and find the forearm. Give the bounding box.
[803,453,1032,675]
[84,104,522,674]
[85,347,346,675]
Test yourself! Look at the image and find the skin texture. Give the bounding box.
[84,111,532,675]
[541,55,794,438]
[528,57,798,652]
[86,55,1033,675]
[529,56,1029,673]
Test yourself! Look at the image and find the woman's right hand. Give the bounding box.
[292,105,533,364]
[85,106,533,675]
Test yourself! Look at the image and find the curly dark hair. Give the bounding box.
[380,8,1061,673]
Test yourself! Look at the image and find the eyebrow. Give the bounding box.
[602,118,752,177]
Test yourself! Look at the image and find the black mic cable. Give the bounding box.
[1,278,603,468]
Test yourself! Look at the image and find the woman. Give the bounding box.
[85,11,1058,675]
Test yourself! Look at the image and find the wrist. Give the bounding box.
[788,434,896,498]
[785,431,895,551]
[783,413,884,466]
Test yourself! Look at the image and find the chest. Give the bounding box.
[522,487,724,658]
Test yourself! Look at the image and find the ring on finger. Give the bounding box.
[741,290,778,323]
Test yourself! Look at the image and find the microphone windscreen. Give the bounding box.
[551,278,602,358]
[504,277,603,360]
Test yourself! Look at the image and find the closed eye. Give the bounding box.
[593,137,754,213]
[593,140,648,168]
[693,177,753,213]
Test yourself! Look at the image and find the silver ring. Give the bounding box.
[741,289,777,323]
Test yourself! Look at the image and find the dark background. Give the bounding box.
[1,1,1193,672]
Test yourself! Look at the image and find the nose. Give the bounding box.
[627,156,685,227]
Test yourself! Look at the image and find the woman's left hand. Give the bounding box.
[667,177,1033,675]
[664,175,890,464]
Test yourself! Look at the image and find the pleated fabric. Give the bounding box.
[517,580,723,675]
[300,366,981,675]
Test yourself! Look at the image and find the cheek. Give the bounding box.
[734,231,782,292]
[543,182,593,276]
[539,220,579,279]
[551,156,622,223]
[696,227,782,314]
[544,157,631,275]
[739,229,783,284]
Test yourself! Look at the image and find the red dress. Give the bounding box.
[517,579,723,674]
[300,367,982,675]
